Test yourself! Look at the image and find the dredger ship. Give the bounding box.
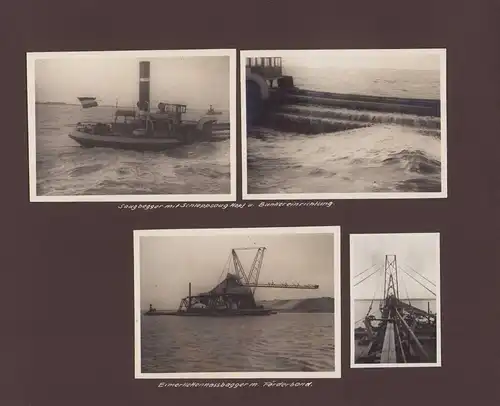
[69,61,229,152]
[144,247,320,317]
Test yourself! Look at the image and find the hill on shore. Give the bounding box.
[258,297,334,313]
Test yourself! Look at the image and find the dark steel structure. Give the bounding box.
[146,247,319,317]
[354,254,437,364]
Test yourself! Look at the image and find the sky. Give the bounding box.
[35,56,230,110]
[139,233,335,310]
[282,49,441,72]
[351,233,439,300]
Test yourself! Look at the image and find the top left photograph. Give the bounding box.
[27,49,236,202]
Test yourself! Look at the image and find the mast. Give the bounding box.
[188,282,192,309]
[383,254,399,299]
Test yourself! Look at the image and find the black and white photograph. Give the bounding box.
[134,226,341,379]
[350,233,441,368]
[241,49,447,199]
[27,50,236,202]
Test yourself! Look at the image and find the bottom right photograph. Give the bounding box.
[350,232,441,368]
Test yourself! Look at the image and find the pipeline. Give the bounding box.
[394,308,429,361]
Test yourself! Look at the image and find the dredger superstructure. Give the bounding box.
[145,247,319,317]
[69,61,229,151]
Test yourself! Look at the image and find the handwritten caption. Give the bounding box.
[158,381,313,388]
[117,201,334,211]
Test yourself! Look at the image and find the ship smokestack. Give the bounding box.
[138,61,150,112]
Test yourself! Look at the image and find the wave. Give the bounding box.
[246,124,442,193]
[383,149,441,175]
[279,105,441,130]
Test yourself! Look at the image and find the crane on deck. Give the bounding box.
[223,247,319,291]
[175,247,319,316]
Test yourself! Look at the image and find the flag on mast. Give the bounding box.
[77,97,98,108]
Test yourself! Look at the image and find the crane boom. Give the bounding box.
[242,282,319,289]
[225,246,320,294]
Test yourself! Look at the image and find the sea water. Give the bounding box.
[35,104,231,196]
[247,67,442,194]
[141,313,335,373]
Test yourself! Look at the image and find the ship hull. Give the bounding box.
[144,308,274,317]
[69,131,183,152]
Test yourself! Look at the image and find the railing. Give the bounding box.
[246,57,283,79]
[158,102,187,114]
[246,57,282,68]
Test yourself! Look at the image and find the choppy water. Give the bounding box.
[35,104,231,196]
[248,125,441,194]
[247,68,442,194]
[141,313,335,373]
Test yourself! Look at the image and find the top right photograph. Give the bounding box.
[241,49,447,200]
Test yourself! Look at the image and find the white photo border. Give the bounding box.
[134,225,342,379]
[27,49,237,202]
[349,232,442,369]
[240,48,447,200]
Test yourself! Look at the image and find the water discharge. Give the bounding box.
[247,67,442,194]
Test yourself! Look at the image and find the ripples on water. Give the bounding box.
[286,67,440,100]
[35,104,231,196]
[247,68,442,194]
[141,313,335,373]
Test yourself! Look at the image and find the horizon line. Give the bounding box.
[35,101,228,110]
[356,297,436,301]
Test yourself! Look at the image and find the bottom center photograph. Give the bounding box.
[134,226,341,379]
